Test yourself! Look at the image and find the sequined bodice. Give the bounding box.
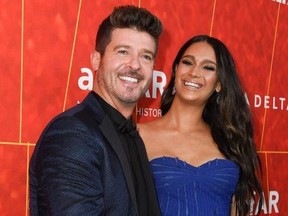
[150,157,240,216]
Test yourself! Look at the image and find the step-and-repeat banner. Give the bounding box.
[0,0,287,215]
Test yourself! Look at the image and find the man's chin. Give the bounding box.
[119,93,142,104]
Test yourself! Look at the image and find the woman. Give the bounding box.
[138,35,263,215]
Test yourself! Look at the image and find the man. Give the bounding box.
[29,5,163,215]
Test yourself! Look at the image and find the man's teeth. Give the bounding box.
[184,82,200,88]
[119,76,138,83]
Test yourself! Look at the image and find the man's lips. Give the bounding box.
[119,75,139,83]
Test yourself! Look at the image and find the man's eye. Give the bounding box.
[143,54,153,61]
[118,50,128,55]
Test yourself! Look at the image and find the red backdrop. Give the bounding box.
[0,0,287,215]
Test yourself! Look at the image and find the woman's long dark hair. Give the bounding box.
[161,35,263,215]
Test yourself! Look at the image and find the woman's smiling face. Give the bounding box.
[174,41,221,104]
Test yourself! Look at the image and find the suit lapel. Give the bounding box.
[82,92,138,214]
[99,115,138,214]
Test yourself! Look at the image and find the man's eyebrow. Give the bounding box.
[113,45,155,57]
[142,48,155,57]
[113,44,130,51]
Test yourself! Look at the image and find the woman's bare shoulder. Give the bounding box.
[137,118,167,158]
[137,118,164,134]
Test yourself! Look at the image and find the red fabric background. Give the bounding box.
[0,0,287,215]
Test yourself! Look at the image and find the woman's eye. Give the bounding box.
[203,65,216,71]
[181,59,192,65]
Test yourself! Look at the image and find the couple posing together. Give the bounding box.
[29,5,263,216]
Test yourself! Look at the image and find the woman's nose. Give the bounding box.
[190,66,201,77]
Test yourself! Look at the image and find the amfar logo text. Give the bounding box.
[272,0,288,5]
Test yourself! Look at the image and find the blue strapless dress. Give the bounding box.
[150,157,240,216]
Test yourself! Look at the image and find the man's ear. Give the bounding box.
[90,51,101,71]
[215,82,221,93]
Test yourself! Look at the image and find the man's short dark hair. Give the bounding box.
[95,5,163,55]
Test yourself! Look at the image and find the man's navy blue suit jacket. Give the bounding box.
[29,91,159,216]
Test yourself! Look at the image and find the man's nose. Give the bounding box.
[127,55,140,71]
